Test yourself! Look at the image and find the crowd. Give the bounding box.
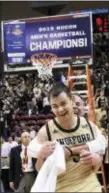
[93,33,109,95]
[0,74,54,138]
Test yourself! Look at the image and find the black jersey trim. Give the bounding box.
[53,116,80,133]
[85,118,95,140]
[46,123,52,141]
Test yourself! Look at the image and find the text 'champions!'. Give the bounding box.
[30,38,88,51]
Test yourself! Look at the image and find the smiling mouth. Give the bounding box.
[59,112,68,116]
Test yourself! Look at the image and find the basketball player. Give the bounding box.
[34,83,106,192]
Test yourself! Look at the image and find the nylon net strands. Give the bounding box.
[31,52,57,80]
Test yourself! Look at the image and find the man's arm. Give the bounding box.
[34,126,56,171]
[70,121,107,155]
[80,150,103,173]
[69,121,106,172]
[86,121,107,154]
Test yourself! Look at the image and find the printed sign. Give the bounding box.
[2,13,93,71]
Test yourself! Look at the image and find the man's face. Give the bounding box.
[20,122,26,129]
[21,132,31,146]
[50,92,73,121]
[100,91,104,97]
[73,95,85,116]
[8,137,13,143]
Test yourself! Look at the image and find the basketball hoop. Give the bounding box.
[31,53,57,80]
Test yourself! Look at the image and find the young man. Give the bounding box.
[33,83,106,192]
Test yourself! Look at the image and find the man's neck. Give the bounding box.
[22,144,28,148]
[56,115,77,130]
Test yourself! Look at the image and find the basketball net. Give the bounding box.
[31,53,57,80]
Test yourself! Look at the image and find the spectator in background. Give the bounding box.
[40,92,51,115]
[97,90,108,109]
[8,136,18,148]
[30,126,36,140]
[0,180,4,192]
[53,71,62,83]
[19,121,27,132]
[72,94,86,117]
[1,136,11,192]
[0,160,5,192]
[94,89,101,107]
[9,131,37,192]
[14,125,21,138]
[33,84,42,100]
[95,104,107,128]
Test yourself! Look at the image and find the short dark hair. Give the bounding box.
[48,82,72,101]
[72,94,84,102]
[9,135,15,141]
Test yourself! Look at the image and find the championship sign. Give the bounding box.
[2,13,93,71]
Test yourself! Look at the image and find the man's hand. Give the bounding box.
[71,144,89,155]
[63,146,72,160]
[62,144,89,161]
[9,182,15,190]
[80,150,102,172]
[37,141,56,160]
